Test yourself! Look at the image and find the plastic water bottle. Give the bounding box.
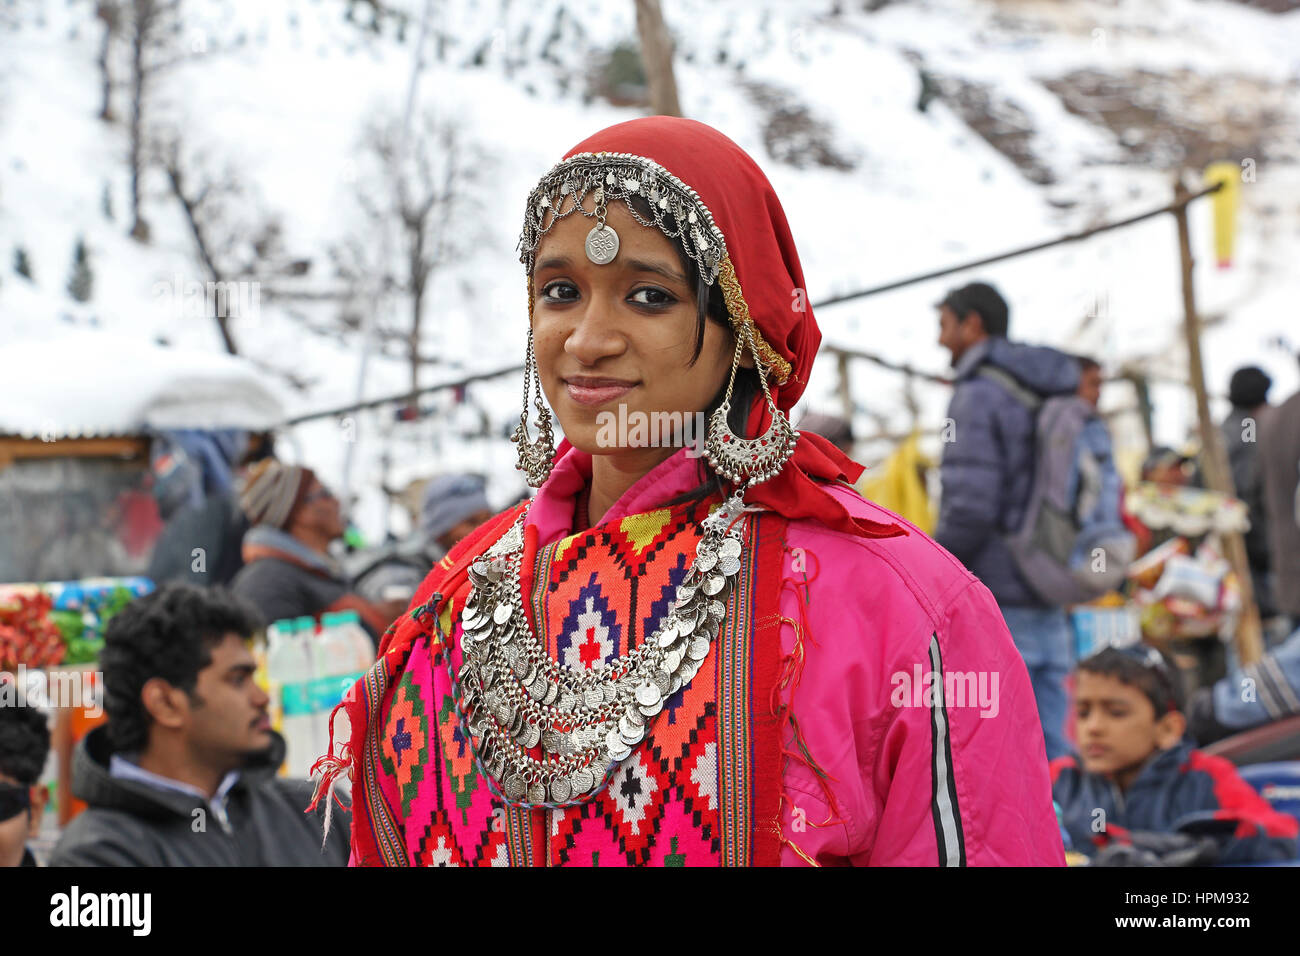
[268,618,316,778]
[311,612,373,756]
[314,613,358,689]
[334,610,377,672]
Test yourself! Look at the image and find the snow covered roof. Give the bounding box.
[1,333,287,439]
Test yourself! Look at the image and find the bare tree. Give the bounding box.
[160,137,291,355]
[95,1,122,121]
[634,0,682,116]
[344,110,486,405]
[123,0,183,241]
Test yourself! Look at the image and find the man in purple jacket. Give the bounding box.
[934,282,1081,760]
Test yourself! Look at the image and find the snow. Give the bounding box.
[1,333,287,438]
[2,0,1299,540]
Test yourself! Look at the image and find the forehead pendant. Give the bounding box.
[585,223,619,264]
[583,183,619,265]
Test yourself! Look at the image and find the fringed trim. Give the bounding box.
[307,698,355,847]
[789,545,822,605]
[768,555,846,849]
[775,793,822,867]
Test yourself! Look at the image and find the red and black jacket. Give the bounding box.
[1051,740,1298,864]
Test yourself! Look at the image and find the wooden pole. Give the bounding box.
[837,350,853,423]
[1172,179,1264,665]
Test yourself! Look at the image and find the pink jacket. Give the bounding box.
[532,446,1065,866]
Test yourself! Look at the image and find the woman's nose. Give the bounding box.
[564,301,627,366]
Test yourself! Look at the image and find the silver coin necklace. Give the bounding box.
[447,488,750,809]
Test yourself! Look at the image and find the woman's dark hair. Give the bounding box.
[101,585,261,753]
[1077,645,1183,717]
[0,699,50,786]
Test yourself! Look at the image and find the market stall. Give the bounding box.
[1,332,286,827]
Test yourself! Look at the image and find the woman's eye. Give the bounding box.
[629,287,675,307]
[541,281,578,302]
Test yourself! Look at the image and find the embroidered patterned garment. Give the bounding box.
[334,445,1069,866]
[365,495,763,866]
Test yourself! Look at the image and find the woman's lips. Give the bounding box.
[564,378,636,407]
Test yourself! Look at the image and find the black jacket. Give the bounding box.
[49,726,349,867]
[147,493,248,588]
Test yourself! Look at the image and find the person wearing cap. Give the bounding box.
[229,460,405,643]
[1221,366,1275,619]
[419,473,496,558]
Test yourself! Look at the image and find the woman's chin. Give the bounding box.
[560,430,680,465]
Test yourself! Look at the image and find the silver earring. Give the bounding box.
[704,326,798,486]
[512,326,556,488]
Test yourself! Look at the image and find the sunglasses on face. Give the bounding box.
[303,487,334,505]
[0,783,31,823]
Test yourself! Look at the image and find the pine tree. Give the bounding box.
[67,237,94,302]
[14,246,33,281]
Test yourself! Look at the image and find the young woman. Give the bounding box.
[318,117,1064,866]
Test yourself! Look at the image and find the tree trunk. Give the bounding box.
[634,0,682,117]
[96,2,117,122]
[408,226,426,408]
[128,11,148,241]
[164,160,238,354]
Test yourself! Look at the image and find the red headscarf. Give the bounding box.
[558,117,904,541]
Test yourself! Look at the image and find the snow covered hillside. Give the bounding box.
[3,0,1299,540]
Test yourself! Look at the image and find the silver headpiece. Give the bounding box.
[518,152,728,282]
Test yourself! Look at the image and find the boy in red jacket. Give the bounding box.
[1051,645,1298,865]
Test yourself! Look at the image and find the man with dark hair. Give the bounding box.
[50,585,348,866]
[934,281,1082,761]
[0,699,50,867]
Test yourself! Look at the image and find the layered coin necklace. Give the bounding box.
[448,489,750,809]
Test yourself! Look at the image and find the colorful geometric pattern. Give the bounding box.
[379,670,429,817]
[365,494,759,866]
